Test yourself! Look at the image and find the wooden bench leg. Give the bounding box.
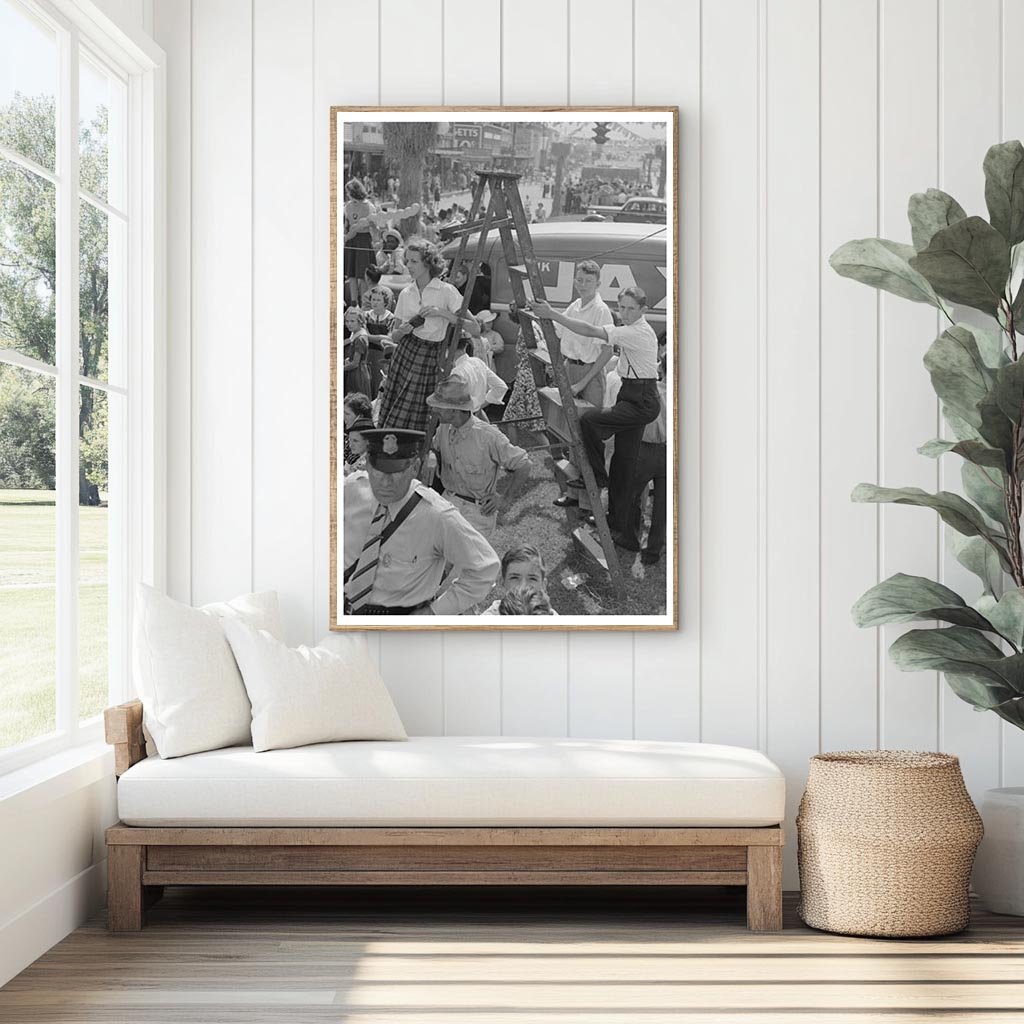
[107,845,145,931]
[746,845,783,931]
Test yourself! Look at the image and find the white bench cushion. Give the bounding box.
[117,736,785,827]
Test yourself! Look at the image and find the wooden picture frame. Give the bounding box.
[330,107,679,630]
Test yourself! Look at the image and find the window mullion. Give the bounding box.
[55,23,81,735]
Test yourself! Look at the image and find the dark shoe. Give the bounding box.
[610,531,641,552]
[582,513,597,527]
[641,550,662,566]
[553,495,579,508]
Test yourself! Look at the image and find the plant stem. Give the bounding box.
[1006,309,1024,587]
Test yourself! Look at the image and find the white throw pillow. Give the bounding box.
[133,584,283,758]
[223,621,407,752]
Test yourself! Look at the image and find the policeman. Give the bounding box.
[342,428,500,615]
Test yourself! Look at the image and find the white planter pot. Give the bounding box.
[973,787,1024,916]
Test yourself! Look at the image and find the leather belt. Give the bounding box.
[346,601,431,615]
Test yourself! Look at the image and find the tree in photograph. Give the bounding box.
[0,93,109,503]
[382,122,436,236]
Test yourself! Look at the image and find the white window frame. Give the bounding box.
[0,0,164,776]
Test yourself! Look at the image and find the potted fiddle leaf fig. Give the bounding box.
[831,140,1024,914]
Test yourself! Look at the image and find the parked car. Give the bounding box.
[440,221,669,335]
[586,196,667,224]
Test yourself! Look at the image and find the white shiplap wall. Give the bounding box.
[153,0,1024,884]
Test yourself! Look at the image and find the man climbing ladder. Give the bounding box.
[424,169,629,595]
[529,287,661,549]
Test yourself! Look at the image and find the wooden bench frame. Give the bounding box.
[104,700,784,932]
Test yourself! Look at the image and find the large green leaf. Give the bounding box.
[977,391,1016,458]
[853,573,994,630]
[923,326,996,427]
[889,626,1024,698]
[909,217,1011,314]
[984,140,1024,246]
[962,461,1009,528]
[977,589,1024,649]
[951,532,1004,596]
[851,483,1009,552]
[968,322,1012,368]
[830,238,943,307]
[993,358,1024,423]
[944,671,1024,715]
[942,407,983,442]
[918,437,1007,470]
[908,188,968,251]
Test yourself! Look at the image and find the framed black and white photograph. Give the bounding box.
[330,107,678,630]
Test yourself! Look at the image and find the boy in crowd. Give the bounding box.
[481,544,558,616]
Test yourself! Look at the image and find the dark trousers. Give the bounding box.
[579,378,660,530]
[622,441,667,554]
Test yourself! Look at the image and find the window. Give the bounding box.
[0,0,160,772]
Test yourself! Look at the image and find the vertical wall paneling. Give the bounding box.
[442,0,501,105]
[440,0,504,733]
[189,0,253,605]
[165,0,1024,893]
[375,0,446,732]
[498,0,572,734]
[1001,0,1024,786]
[564,0,636,739]
[252,0,315,646]
[500,0,568,104]
[312,0,381,657]
[764,0,821,882]
[632,0,700,742]
[819,0,880,753]
[877,0,941,751]
[380,0,444,104]
[443,638,501,735]
[568,634,635,739]
[380,634,446,735]
[938,0,1002,795]
[501,633,570,736]
[698,0,761,749]
[568,0,632,104]
[153,0,190,604]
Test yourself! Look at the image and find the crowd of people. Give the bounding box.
[339,176,667,618]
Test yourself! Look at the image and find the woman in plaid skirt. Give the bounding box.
[379,240,480,432]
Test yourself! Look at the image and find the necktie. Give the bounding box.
[344,503,389,610]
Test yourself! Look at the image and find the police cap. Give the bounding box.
[360,428,425,471]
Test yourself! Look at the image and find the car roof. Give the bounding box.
[443,221,668,259]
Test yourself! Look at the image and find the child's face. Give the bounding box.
[343,406,358,429]
[370,291,387,312]
[503,559,545,591]
[349,432,368,455]
[345,309,363,331]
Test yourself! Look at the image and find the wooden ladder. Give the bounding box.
[425,170,625,596]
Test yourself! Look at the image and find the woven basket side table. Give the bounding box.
[797,750,983,938]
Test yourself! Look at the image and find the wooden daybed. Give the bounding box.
[104,700,785,932]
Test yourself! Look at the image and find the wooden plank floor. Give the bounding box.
[3,886,1024,1022]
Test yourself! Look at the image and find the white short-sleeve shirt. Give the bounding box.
[607,316,659,379]
[556,295,614,363]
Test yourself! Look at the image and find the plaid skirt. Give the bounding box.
[378,334,440,432]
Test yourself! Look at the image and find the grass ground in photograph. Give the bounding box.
[484,442,668,617]
[0,489,108,751]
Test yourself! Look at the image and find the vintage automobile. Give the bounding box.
[585,196,668,224]
[440,221,669,335]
